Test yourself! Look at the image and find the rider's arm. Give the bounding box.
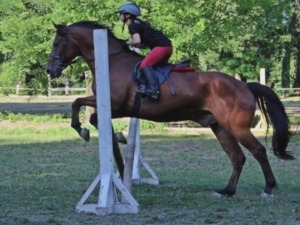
[127,33,141,47]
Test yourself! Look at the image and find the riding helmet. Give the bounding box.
[118,2,141,16]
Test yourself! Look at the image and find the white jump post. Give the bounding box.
[131,118,159,185]
[76,29,139,215]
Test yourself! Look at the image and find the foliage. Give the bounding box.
[0,112,70,122]
[194,1,293,81]
[1,0,300,91]
[0,0,53,88]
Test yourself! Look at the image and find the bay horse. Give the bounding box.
[46,21,294,198]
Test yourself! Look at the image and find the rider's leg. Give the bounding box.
[137,46,172,100]
[140,67,159,100]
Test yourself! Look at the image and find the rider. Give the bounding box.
[117,2,173,100]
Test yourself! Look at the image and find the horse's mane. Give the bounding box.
[69,21,113,35]
[68,21,139,55]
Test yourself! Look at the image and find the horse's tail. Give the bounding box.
[247,82,294,160]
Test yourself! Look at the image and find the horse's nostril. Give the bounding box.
[46,68,51,74]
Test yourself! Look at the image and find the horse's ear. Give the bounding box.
[52,21,67,36]
[51,20,59,29]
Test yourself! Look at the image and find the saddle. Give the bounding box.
[132,59,196,96]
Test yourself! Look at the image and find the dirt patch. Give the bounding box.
[0,95,79,114]
[0,102,73,114]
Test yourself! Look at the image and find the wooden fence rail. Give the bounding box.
[0,86,86,96]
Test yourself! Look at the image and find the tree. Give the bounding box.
[0,0,55,92]
[1,0,299,94]
[288,0,300,93]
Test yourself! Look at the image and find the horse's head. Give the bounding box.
[46,21,139,79]
[46,22,79,78]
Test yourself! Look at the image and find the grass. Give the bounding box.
[0,95,299,224]
[0,119,300,225]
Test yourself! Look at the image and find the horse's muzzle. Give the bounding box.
[46,67,61,78]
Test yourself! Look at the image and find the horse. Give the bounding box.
[46,21,294,198]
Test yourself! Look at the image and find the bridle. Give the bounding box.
[49,25,124,73]
[49,26,78,72]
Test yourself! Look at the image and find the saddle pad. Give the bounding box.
[132,59,195,85]
[172,66,196,72]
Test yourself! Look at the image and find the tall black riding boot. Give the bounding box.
[141,67,159,100]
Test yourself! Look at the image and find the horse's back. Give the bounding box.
[171,70,253,101]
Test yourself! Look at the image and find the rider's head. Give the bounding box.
[118,2,141,22]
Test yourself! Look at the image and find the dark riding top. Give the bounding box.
[128,19,172,49]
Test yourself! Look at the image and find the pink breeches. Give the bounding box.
[140,46,173,69]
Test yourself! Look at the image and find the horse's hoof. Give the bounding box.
[115,132,127,144]
[260,192,274,199]
[211,192,224,198]
[80,128,90,142]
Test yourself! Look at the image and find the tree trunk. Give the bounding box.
[281,41,291,96]
[281,42,291,88]
[294,42,300,95]
[291,0,300,95]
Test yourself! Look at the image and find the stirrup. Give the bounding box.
[136,84,146,94]
[136,85,147,98]
[145,90,159,100]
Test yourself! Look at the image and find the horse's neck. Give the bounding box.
[79,36,142,82]
[81,37,123,74]
[75,41,95,74]
[111,51,143,77]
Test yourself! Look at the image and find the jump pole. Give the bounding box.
[76,29,139,215]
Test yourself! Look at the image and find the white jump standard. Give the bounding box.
[75,29,139,215]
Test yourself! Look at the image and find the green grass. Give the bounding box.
[0,122,300,225]
[0,112,71,123]
[0,112,167,132]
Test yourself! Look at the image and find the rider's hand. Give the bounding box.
[121,40,129,49]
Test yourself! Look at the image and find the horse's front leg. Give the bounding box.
[89,113,125,179]
[71,95,96,142]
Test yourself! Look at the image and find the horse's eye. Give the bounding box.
[53,41,60,47]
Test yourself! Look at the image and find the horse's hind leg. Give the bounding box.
[231,128,277,196]
[210,123,246,197]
